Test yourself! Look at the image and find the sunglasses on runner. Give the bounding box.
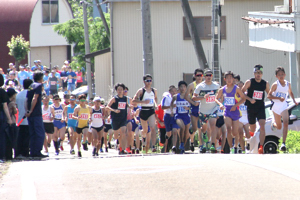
[145,80,152,82]
[53,98,60,101]
[70,99,76,101]
[195,74,203,77]
[124,90,128,92]
[80,99,86,102]
[205,74,212,77]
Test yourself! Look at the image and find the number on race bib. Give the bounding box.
[240,105,247,111]
[93,114,102,119]
[118,102,126,109]
[43,114,50,121]
[206,95,215,103]
[275,92,286,99]
[224,97,235,106]
[68,113,73,119]
[51,81,56,85]
[80,114,88,119]
[253,90,263,100]
[68,79,72,83]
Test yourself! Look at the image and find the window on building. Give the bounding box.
[183,16,226,40]
[42,0,59,24]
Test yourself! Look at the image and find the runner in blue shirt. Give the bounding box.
[66,67,77,94]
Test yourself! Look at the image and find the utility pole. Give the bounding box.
[180,0,208,69]
[211,0,221,83]
[95,0,110,39]
[83,1,93,98]
[141,0,154,86]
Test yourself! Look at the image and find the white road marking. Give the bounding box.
[81,165,201,175]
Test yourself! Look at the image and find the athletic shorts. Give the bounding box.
[272,102,288,115]
[131,120,139,132]
[199,110,218,125]
[175,113,191,125]
[139,108,155,121]
[50,89,58,95]
[112,120,127,131]
[67,84,76,91]
[44,123,54,134]
[91,126,103,132]
[239,116,249,126]
[224,109,241,121]
[62,82,67,89]
[190,104,199,117]
[164,114,179,132]
[159,128,166,144]
[76,126,88,134]
[216,116,224,128]
[104,124,112,132]
[247,107,266,125]
[53,120,66,129]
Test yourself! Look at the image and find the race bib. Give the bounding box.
[146,99,154,104]
[68,79,72,83]
[93,113,102,119]
[43,114,50,121]
[275,92,286,99]
[253,90,263,100]
[118,102,126,109]
[224,97,235,106]
[51,81,56,85]
[206,95,215,103]
[240,104,247,111]
[80,113,89,119]
[68,113,73,119]
[77,76,81,80]
[178,106,188,114]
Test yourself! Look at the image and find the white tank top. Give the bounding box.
[272,80,289,103]
[142,88,155,107]
[42,105,52,123]
[91,108,103,127]
[239,103,247,117]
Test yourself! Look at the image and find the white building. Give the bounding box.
[92,0,289,101]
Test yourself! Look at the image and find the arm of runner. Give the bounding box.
[89,106,93,123]
[231,87,246,111]
[161,96,170,110]
[60,104,66,122]
[288,83,298,105]
[132,89,150,104]
[154,88,158,110]
[62,105,68,121]
[215,88,225,110]
[241,80,255,104]
[50,107,55,121]
[106,97,120,113]
[170,95,176,117]
[267,83,281,101]
[265,81,270,97]
[72,107,80,120]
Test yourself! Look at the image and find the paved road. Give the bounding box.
[1,142,300,200]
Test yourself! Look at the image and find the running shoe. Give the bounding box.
[210,145,216,151]
[70,149,75,155]
[199,146,206,153]
[95,152,99,156]
[100,148,104,153]
[55,150,59,156]
[190,143,194,152]
[179,142,185,154]
[152,147,157,153]
[108,142,112,149]
[202,133,208,143]
[258,145,264,154]
[230,148,235,154]
[60,145,64,151]
[136,148,140,154]
[105,147,108,153]
[125,147,132,154]
[92,147,96,156]
[172,146,176,154]
[280,143,287,151]
[246,143,250,151]
[242,150,245,154]
[131,149,135,154]
[78,151,82,157]
[221,150,224,154]
[82,142,88,151]
[47,143,51,148]
[271,121,277,131]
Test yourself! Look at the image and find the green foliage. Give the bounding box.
[54,0,110,70]
[279,131,300,153]
[7,34,30,65]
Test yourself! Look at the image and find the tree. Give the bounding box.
[54,0,110,70]
[7,34,30,68]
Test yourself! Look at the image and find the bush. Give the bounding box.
[279,130,300,153]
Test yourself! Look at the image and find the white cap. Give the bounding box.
[93,96,101,102]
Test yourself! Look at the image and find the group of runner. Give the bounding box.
[40,64,297,157]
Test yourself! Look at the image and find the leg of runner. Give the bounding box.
[164,131,172,153]
[140,119,150,153]
[238,123,245,153]
[53,127,59,155]
[43,133,48,155]
[275,110,289,151]
[148,115,157,152]
[258,119,266,148]
[108,129,113,148]
[118,126,127,154]
[232,119,240,153]
[69,127,75,154]
[224,117,234,153]
[76,132,82,157]
[103,130,108,152]
[184,123,191,151]
[98,129,104,154]
[82,130,88,151]
[126,121,133,153]
[176,118,185,154]
[47,133,52,147]
[59,126,66,151]
[221,125,226,152]
[172,128,179,153]
[208,118,217,152]
[82,128,89,154]
[189,115,198,152]
[91,128,98,156]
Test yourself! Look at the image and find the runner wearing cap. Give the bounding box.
[193,69,220,153]
[133,74,158,153]
[52,94,66,155]
[90,96,105,156]
[184,68,204,152]
[73,94,92,157]
[242,64,270,154]
[42,95,55,156]
[63,94,78,155]
[267,66,298,151]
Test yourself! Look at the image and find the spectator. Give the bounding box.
[16,79,33,158]
[5,71,19,89]
[0,75,13,162]
[31,60,44,71]
[67,66,77,94]
[60,65,68,94]
[49,69,59,96]
[26,71,48,158]
[0,68,6,83]
[26,66,33,79]
[18,65,29,88]
[76,68,83,88]
[6,88,18,160]
[43,70,50,96]
[7,63,14,74]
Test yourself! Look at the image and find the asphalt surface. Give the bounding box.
[1,141,300,200]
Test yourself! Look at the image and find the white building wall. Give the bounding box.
[112,0,289,101]
[30,0,73,47]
